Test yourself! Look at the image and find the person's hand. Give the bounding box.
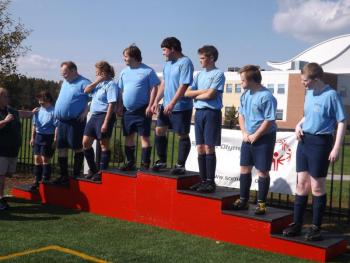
[101,122,108,133]
[4,114,14,122]
[164,102,175,115]
[242,132,250,142]
[95,74,106,83]
[145,106,153,117]
[32,107,40,113]
[30,138,34,147]
[151,103,159,115]
[248,134,258,144]
[328,147,340,162]
[295,124,304,141]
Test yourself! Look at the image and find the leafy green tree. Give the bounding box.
[224,105,239,128]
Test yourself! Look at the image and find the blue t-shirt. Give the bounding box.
[239,87,277,134]
[119,63,160,111]
[163,56,194,111]
[190,68,225,110]
[33,105,58,134]
[302,86,346,135]
[90,80,118,113]
[54,75,91,120]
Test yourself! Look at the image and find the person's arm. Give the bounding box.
[30,125,36,146]
[151,80,164,114]
[195,88,217,100]
[146,85,158,117]
[18,110,35,118]
[184,89,206,98]
[0,114,14,129]
[101,102,116,133]
[238,114,249,142]
[84,75,105,94]
[248,120,273,143]
[329,120,347,162]
[295,116,305,141]
[53,127,58,148]
[163,83,189,115]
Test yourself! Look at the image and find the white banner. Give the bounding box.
[185,126,297,195]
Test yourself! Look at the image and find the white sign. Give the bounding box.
[186,126,297,195]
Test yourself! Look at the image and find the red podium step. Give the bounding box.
[12,169,347,262]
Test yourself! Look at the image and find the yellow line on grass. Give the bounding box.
[0,245,109,262]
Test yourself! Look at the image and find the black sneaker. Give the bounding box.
[189,181,205,191]
[283,222,302,237]
[0,198,10,211]
[119,162,136,171]
[152,160,167,172]
[305,225,323,241]
[29,182,39,191]
[170,164,186,175]
[254,202,267,215]
[139,163,150,171]
[91,173,101,182]
[232,199,249,210]
[85,169,99,180]
[197,181,216,193]
[52,176,69,185]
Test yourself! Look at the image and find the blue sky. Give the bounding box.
[10,0,350,81]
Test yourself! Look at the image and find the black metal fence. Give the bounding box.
[17,114,350,222]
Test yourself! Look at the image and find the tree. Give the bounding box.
[223,105,239,128]
[0,0,31,77]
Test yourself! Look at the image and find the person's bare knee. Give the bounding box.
[34,155,43,165]
[296,172,311,195]
[197,145,205,155]
[240,166,252,174]
[311,177,326,196]
[141,136,150,148]
[155,127,167,136]
[204,145,215,155]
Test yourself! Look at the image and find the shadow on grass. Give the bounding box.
[0,197,81,222]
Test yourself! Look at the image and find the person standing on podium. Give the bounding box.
[184,45,225,193]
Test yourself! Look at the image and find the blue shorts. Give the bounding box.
[240,132,276,172]
[33,133,55,157]
[122,105,151,137]
[156,105,192,135]
[195,108,222,146]
[84,112,116,140]
[57,118,86,150]
[296,133,333,178]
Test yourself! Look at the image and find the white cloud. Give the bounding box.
[17,54,60,80]
[273,0,350,42]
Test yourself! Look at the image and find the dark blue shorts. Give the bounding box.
[156,105,192,135]
[122,105,151,137]
[84,112,116,140]
[57,118,86,150]
[195,108,222,146]
[33,133,55,157]
[296,133,333,178]
[240,132,276,172]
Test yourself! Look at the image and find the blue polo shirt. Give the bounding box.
[239,87,277,134]
[90,80,118,114]
[33,105,58,134]
[302,86,346,135]
[54,75,91,120]
[190,68,225,110]
[119,63,160,111]
[163,56,194,111]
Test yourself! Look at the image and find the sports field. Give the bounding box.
[0,197,321,263]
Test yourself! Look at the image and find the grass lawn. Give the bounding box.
[0,198,319,263]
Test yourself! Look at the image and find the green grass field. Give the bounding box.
[0,197,338,263]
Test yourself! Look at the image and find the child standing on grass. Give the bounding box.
[30,91,58,190]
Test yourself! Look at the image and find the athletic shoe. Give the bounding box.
[305,225,323,241]
[119,162,136,171]
[254,202,267,215]
[139,163,150,171]
[0,198,10,211]
[91,173,101,182]
[170,164,186,175]
[151,160,167,172]
[232,199,249,210]
[197,181,216,193]
[283,222,302,237]
[85,169,99,180]
[52,176,69,185]
[189,181,205,191]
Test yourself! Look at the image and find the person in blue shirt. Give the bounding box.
[151,37,194,175]
[83,61,118,182]
[118,45,160,171]
[30,91,58,190]
[233,65,277,215]
[184,45,225,193]
[283,63,347,241]
[54,61,91,184]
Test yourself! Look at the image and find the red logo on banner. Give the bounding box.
[272,139,292,171]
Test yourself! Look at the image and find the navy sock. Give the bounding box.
[178,136,191,166]
[206,153,216,181]
[197,154,207,182]
[42,164,51,180]
[84,148,98,173]
[73,152,84,176]
[58,157,68,178]
[258,176,270,203]
[240,173,252,201]
[312,194,327,227]
[124,145,136,165]
[155,135,167,163]
[141,147,152,165]
[293,195,308,225]
[34,164,43,183]
[100,150,111,170]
